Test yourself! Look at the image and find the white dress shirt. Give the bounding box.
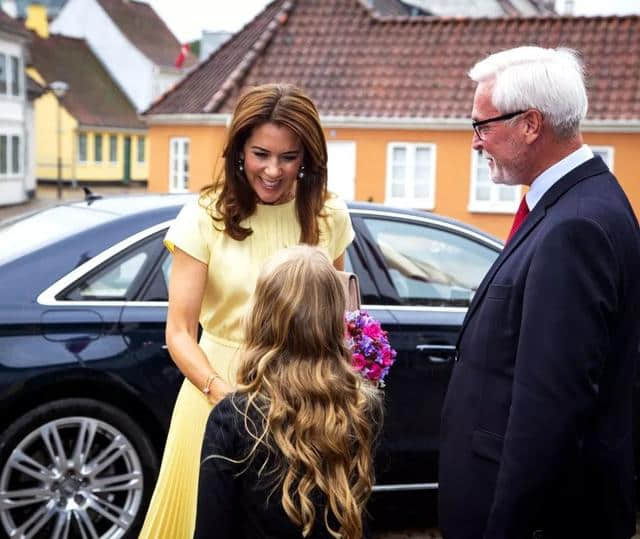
[525,145,594,211]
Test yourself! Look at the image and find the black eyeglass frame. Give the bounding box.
[472,110,527,139]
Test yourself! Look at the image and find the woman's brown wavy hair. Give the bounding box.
[201,83,329,244]
[235,246,382,538]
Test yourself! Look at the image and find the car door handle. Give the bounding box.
[416,344,456,363]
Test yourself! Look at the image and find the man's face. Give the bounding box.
[471,81,527,186]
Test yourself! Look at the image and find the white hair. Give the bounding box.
[468,46,588,139]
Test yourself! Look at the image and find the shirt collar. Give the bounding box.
[525,145,594,210]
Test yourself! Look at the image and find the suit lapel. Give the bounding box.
[456,157,608,348]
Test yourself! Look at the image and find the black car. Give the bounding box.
[0,194,502,538]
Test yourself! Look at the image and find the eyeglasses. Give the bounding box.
[472,110,527,140]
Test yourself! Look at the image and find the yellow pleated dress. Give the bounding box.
[139,193,354,539]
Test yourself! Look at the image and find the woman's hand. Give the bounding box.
[206,378,233,405]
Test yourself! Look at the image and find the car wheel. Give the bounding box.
[0,398,158,538]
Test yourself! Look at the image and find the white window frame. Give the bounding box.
[77,133,87,163]
[137,136,146,164]
[109,134,118,164]
[169,137,190,193]
[591,145,614,171]
[0,131,23,178]
[385,142,436,210]
[468,150,521,214]
[0,53,23,98]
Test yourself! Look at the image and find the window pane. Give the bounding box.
[78,133,87,162]
[0,55,6,94]
[65,245,150,301]
[10,56,19,96]
[137,136,145,163]
[392,146,406,165]
[109,135,117,162]
[0,135,6,173]
[391,182,405,198]
[11,135,19,173]
[475,185,491,201]
[498,185,517,202]
[363,217,499,307]
[94,134,102,162]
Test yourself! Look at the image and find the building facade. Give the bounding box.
[143,0,640,240]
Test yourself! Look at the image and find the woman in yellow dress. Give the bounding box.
[139,83,355,538]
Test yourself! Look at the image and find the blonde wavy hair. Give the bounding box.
[235,245,382,538]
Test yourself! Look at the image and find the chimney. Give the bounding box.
[25,3,49,38]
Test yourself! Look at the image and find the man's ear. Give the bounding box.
[523,109,543,144]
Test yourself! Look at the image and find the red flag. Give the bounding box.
[175,43,189,68]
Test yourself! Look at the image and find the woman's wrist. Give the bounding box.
[202,372,221,395]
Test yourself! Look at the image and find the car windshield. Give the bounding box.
[0,206,115,264]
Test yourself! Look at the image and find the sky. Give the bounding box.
[145,0,640,43]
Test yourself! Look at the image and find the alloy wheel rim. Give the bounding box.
[0,416,143,538]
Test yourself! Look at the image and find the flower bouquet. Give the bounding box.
[345,310,397,387]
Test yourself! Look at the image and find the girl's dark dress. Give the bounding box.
[194,396,371,538]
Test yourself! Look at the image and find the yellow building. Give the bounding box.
[26,6,147,185]
[143,1,640,240]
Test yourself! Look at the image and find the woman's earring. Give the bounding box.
[237,158,244,173]
[298,166,305,179]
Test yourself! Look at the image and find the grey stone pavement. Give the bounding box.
[0,183,149,221]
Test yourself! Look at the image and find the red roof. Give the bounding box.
[0,9,32,39]
[145,0,640,122]
[96,0,196,69]
[30,33,144,129]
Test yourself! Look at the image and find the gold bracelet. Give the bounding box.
[202,373,220,395]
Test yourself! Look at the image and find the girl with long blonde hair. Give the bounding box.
[194,245,382,538]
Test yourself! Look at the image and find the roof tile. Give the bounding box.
[30,32,144,129]
[96,0,196,69]
[145,0,640,122]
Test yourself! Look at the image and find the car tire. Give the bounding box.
[0,398,159,538]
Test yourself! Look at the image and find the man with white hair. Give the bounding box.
[439,46,640,539]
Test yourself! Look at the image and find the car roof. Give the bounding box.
[35,193,502,246]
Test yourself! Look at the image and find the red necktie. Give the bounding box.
[506,196,530,244]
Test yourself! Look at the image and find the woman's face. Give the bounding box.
[241,122,304,204]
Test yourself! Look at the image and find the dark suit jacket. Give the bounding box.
[438,157,640,539]
[194,395,370,539]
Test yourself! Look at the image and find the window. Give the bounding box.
[0,135,6,173]
[362,217,499,307]
[11,135,19,173]
[169,137,189,192]
[468,150,520,213]
[0,55,6,94]
[591,146,614,171]
[10,56,19,96]
[137,136,145,163]
[109,134,117,163]
[94,134,103,163]
[63,235,164,301]
[0,134,22,177]
[78,133,87,162]
[386,143,435,209]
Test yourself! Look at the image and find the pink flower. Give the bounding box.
[352,353,366,371]
[363,323,383,340]
[367,363,383,380]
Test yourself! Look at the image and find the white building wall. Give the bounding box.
[0,33,29,206]
[50,0,154,111]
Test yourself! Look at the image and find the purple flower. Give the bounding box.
[345,309,397,387]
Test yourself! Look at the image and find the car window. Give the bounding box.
[362,217,498,307]
[63,236,162,301]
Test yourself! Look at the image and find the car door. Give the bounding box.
[350,209,501,490]
[118,230,183,421]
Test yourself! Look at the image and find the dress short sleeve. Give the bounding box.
[323,196,355,262]
[164,200,211,264]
